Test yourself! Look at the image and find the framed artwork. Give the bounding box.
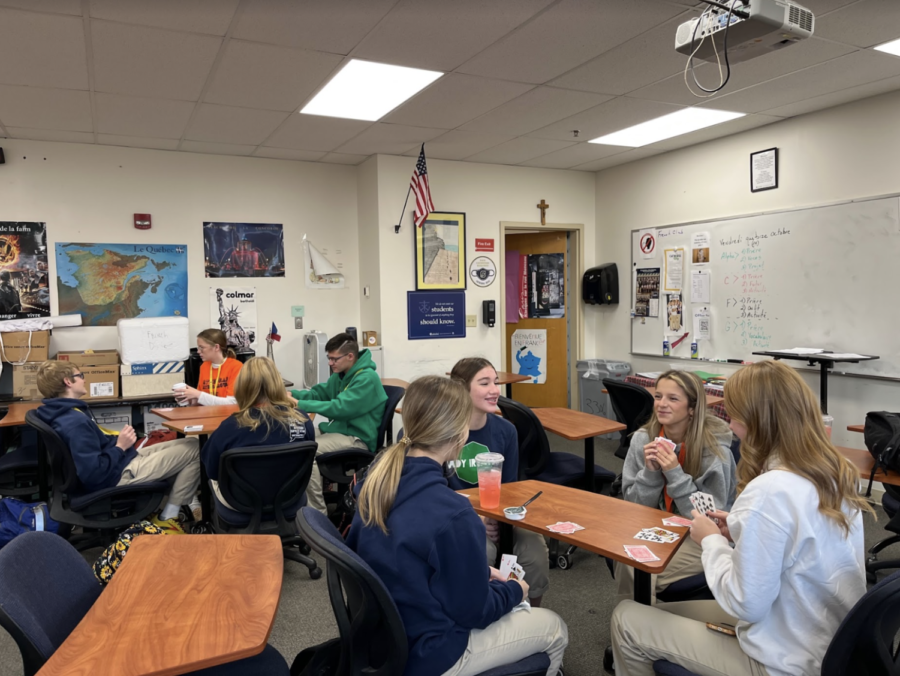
[415,211,466,290]
[750,147,778,192]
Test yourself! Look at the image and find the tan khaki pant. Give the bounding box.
[486,527,551,598]
[611,599,769,676]
[117,437,200,508]
[615,536,705,604]
[441,607,568,676]
[305,432,369,515]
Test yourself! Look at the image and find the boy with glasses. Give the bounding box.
[34,360,201,533]
[290,333,387,514]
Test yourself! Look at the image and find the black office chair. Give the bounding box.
[316,385,406,521]
[24,410,169,550]
[866,483,900,583]
[295,507,551,676]
[603,379,654,460]
[211,440,322,579]
[0,444,40,497]
[652,569,900,676]
[0,531,289,676]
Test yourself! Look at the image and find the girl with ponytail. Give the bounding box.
[175,329,242,406]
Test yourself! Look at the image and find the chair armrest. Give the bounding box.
[69,481,170,511]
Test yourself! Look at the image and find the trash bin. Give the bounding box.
[577,359,631,439]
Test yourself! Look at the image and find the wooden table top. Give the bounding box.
[848,424,864,433]
[37,534,283,676]
[151,405,239,421]
[837,445,900,487]
[381,378,410,389]
[533,407,626,440]
[162,416,231,436]
[459,480,686,573]
[0,401,40,427]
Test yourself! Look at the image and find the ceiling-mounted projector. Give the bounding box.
[675,0,814,65]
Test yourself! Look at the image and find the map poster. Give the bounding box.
[210,287,257,351]
[0,222,50,320]
[56,243,188,326]
[203,222,285,278]
[511,329,547,385]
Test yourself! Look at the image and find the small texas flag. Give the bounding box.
[268,322,281,342]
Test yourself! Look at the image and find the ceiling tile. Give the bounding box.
[89,0,240,36]
[573,146,657,172]
[383,74,533,130]
[528,96,682,142]
[180,140,256,156]
[761,74,900,117]
[0,85,92,131]
[814,0,900,48]
[234,0,395,53]
[456,0,685,84]
[0,8,87,89]
[411,130,513,160]
[253,147,326,161]
[320,152,369,165]
[7,127,94,143]
[265,114,371,152]
[334,123,444,155]
[95,93,195,138]
[460,86,611,136]
[0,1,81,14]
[465,137,576,165]
[354,0,554,72]
[699,49,900,114]
[186,104,288,145]
[97,134,180,150]
[519,142,626,169]
[204,40,344,112]
[92,20,221,101]
[549,15,694,95]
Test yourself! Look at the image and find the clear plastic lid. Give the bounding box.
[474,452,504,467]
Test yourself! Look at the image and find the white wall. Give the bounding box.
[372,154,597,381]
[0,138,361,386]
[594,89,900,449]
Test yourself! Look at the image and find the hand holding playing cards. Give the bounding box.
[512,577,530,602]
[488,566,506,582]
[707,509,733,542]
[689,509,722,544]
[483,517,500,543]
[653,442,679,471]
[643,442,661,471]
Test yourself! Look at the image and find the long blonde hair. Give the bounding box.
[642,370,729,478]
[232,357,308,434]
[725,360,872,534]
[358,376,472,534]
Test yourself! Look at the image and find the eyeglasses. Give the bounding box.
[327,353,351,364]
[71,373,85,381]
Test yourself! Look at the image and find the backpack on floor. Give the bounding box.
[865,412,900,471]
[0,498,59,549]
[92,520,165,585]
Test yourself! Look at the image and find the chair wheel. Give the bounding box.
[309,566,322,580]
[300,542,311,555]
[557,554,573,570]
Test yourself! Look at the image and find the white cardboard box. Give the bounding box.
[117,317,190,364]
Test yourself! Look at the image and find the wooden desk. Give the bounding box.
[837,445,900,488]
[460,480,686,605]
[37,534,283,676]
[848,424,864,434]
[162,416,230,436]
[151,405,238,421]
[532,408,626,493]
[0,401,40,427]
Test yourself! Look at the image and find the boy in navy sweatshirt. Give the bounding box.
[35,360,200,533]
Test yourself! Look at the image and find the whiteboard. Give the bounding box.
[631,195,900,379]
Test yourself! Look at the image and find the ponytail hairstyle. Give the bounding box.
[450,357,496,390]
[358,375,472,534]
[197,328,236,360]
[233,357,307,434]
[725,360,873,534]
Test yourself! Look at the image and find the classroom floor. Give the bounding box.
[0,436,890,675]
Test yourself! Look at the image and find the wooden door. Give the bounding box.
[505,231,569,408]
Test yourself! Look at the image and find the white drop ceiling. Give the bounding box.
[0,0,898,171]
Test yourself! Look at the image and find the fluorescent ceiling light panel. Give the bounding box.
[589,108,745,147]
[301,59,442,121]
[874,37,900,57]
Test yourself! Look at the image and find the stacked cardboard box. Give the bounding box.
[3,330,52,400]
[56,349,120,399]
[121,361,185,397]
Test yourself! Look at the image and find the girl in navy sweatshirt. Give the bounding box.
[347,376,567,676]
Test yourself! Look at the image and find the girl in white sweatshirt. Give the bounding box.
[611,360,872,676]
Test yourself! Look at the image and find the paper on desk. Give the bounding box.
[817,353,870,360]
[771,348,824,355]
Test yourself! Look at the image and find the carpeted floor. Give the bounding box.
[0,434,891,675]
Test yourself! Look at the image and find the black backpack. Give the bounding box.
[864,412,900,490]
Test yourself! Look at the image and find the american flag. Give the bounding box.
[410,144,435,228]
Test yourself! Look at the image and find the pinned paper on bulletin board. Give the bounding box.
[638,229,657,259]
[693,308,711,340]
[664,248,684,292]
[691,270,710,303]
[691,232,710,265]
[303,235,345,289]
[665,293,683,335]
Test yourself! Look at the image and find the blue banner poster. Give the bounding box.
[407,291,466,340]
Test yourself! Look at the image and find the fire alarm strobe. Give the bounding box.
[134,214,151,230]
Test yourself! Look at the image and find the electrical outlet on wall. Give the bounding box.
[466,314,477,327]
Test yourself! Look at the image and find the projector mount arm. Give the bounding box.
[696,0,750,20]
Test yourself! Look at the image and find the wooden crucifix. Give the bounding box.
[536,199,549,225]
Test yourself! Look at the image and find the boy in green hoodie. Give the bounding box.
[291,333,387,514]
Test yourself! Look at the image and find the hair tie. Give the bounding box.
[400,436,412,447]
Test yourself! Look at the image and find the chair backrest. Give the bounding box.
[25,409,81,496]
[822,569,900,675]
[496,396,551,479]
[218,440,318,533]
[378,385,406,448]
[603,379,654,438]
[0,531,101,676]
[296,507,407,676]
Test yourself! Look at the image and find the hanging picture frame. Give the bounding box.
[415,211,466,290]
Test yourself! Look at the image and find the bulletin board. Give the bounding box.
[630,194,900,379]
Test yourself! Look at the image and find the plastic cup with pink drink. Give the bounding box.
[475,452,504,509]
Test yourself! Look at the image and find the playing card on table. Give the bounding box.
[624,545,660,562]
[641,527,680,543]
[546,521,585,534]
[654,436,677,453]
[662,516,694,528]
[634,530,665,543]
[689,491,716,516]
